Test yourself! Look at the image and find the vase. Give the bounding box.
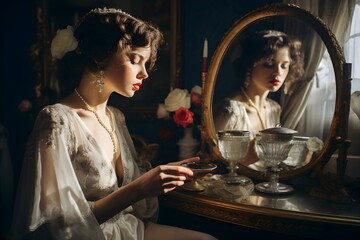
[177,127,200,160]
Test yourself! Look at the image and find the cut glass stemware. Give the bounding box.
[255,127,297,194]
[217,130,252,186]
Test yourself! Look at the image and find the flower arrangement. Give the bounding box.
[50,25,78,59]
[157,85,202,128]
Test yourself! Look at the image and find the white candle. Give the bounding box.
[203,38,208,58]
[202,38,208,73]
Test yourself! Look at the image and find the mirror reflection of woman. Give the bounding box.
[214,30,304,166]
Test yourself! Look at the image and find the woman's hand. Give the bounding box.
[134,156,200,198]
[167,156,200,166]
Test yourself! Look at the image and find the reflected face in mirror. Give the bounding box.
[251,47,290,93]
[214,30,304,169]
[204,5,343,181]
[213,29,307,170]
[213,30,304,136]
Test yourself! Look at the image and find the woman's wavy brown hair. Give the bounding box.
[233,30,304,91]
[58,8,163,97]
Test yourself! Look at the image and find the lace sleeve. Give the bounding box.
[8,105,105,240]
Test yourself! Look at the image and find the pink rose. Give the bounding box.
[173,107,194,128]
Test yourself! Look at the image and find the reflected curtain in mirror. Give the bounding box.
[281,0,355,138]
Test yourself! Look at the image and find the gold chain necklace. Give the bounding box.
[241,88,267,130]
[74,88,117,154]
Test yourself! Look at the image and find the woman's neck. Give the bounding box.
[58,71,110,115]
[76,70,110,113]
[240,87,269,110]
[240,87,269,130]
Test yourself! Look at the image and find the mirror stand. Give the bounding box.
[307,63,353,203]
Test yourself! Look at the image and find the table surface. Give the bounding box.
[161,174,360,227]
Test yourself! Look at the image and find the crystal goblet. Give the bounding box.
[255,127,297,194]
[181,162,217,191]
[217,130,252,186]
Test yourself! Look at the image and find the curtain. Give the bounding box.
[345,0,360,155]
[281,0,355,137]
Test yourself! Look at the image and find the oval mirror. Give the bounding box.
[202,3,346,180]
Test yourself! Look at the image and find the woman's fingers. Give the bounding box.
[158,165,193,176]
[155,172,189,194]
[179,156,201,164]
[168,156,200,166]
[158,168,191,186]
[162,179,187,192]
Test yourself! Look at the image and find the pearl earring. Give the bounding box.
[244,71,251,88]
[93,70,104,92]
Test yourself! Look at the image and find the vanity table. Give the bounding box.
[157,3,360,239]
[167,3,360,239]
[159,177,360,239]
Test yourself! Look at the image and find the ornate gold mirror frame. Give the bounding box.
[202,3,352,188]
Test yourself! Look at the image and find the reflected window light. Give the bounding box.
[298,2,359,142]
[344,1,360,92]
[344,1,360,156]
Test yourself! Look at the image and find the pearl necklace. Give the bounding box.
[74,88,117,154]
[241,88,267,130]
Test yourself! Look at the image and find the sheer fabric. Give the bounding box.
[345,1,360,155]
[281,0,355,130]
[8,104,158,240]
[213,98,281,138]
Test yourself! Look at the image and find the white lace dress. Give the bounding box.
[213,98,281,138]
[8,104,158,240]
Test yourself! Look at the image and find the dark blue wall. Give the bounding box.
[180,0,280,90]
[1,0,37,182]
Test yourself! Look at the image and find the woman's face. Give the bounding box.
[104,46,151,97]
[250,46,290,93]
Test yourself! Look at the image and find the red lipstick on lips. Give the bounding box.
[270,79,281,86]
[132,82,142,91]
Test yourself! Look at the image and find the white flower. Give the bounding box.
[51,26,78,59]
[156,104,170,119]
[164,88,191,112]
[306,137,324,152]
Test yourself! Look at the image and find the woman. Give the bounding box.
[214,30,304,166]
[8,8,216,240]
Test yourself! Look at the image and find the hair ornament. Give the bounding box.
[90,7,134,17]
[50,25,78,59]
[263,30,285,42]
[263,30,284,37]
[74,7,136,30]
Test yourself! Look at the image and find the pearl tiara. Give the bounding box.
[89,7,134,17]
[74,7,136,29]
